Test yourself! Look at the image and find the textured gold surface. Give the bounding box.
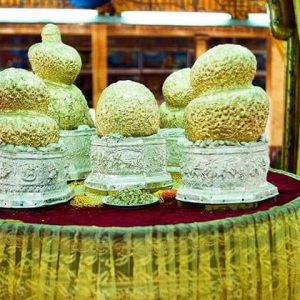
[0,68,49,113]
[96,80,159,137]
[0,111,59,147]
[0,68,59,147]
[191,44,257,96]
[46,81,94,130]
[185,86,269,141]
[28,24,81,85]
[160,102,185,128]
[162,68,196,108]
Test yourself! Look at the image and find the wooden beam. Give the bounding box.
[107,24,270,38]
[91,24,107,108]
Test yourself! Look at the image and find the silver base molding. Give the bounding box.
[60,127,96,181]
[85,135,172,191]
[0,149,74,208]
[177,141,278,204]
[158,128,186,174]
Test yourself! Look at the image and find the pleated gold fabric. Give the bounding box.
[1,171,300,299]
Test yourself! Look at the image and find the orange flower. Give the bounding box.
[161,189,177,201]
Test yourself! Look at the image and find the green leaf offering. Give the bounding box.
[109,189,155,205]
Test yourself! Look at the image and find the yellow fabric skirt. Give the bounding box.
[0,171,300,299]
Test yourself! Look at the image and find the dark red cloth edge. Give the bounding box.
[0,171,299,227]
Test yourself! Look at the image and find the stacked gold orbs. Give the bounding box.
[28,24,94,130]
[0,68,59,147]
[185,44,269,142]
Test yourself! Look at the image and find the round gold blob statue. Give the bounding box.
[86,80,172,192]
[160,68,196,128]
[96,80,160,137]
[28,24,95,180]
[162,68,196,108]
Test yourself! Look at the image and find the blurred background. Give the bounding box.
[0,0,293,171]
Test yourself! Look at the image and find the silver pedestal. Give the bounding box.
[143,135,173,189]
[60,126,96,181]
[177,142,278,204]
[158,128,186,173]
[85,135,172,191]
[0,149,74,208]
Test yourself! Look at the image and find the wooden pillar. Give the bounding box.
[91,24,107,108]
[194,35,208,60]
[267,36,285,148]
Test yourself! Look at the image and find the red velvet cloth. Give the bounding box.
[0,171,299,227]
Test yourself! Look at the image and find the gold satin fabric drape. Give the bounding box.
[1,171,300,299]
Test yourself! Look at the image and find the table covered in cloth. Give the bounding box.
[0,169,300,299]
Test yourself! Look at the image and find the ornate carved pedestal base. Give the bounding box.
[158,128,186,174]
[60,126,96,181]
[0,149,74,208]
[143,135,173,189]
[177,142,278,204]
[85,135,172,191]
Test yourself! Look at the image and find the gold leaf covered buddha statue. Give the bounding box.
[29,24,95,180]
[158,68,195,174]
[0,68,73,208]
[86,80,172,192]
[29,24,93,130]
[177,44,278,204]
[185,44,269,142]
[160,68,196,129]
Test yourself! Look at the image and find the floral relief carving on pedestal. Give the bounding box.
[181,144,270,191]
[86,136,172,190]
[0,153,68,194]
[0,161,12,179]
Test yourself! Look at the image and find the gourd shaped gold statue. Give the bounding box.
[28,24,94,130]
[160,68,196,128]
[185,44,269,142]
[0,68,59,147]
